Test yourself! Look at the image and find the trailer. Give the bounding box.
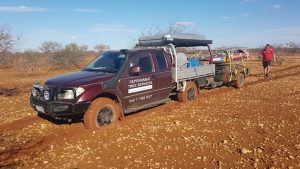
[205,48,250,88]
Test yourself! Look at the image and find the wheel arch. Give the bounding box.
[181,79,199,92]
[94,92,122,106]
[91,92,124,119]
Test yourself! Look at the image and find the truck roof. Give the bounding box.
[137,34,212,47]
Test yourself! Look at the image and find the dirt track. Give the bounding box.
[0,57,300,168]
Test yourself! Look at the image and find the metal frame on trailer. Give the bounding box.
[211,48,249,81]
[136,34,215,91]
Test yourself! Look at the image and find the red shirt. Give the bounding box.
[261,48,274,61]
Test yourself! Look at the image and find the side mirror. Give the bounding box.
[130,66,141,76]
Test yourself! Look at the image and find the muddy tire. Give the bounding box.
[233,73,245,89]
[177,81,198,102]
[84,98,121,129]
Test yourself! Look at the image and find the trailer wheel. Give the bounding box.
[84,98,120,129]
[177,81,198,102]
[233,73,245,89]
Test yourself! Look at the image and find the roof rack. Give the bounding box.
[137,34,212,47]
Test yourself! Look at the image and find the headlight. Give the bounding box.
[75,87,85,97]
[64,90,75,99]
[32,88,38,97]
[57,87,84,100]
[58,90,74,100]
[44,90,50,100]
[32,83,43,97]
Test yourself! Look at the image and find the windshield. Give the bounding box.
[84,51,126,73]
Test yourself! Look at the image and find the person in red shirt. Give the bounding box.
[260,44,275,78]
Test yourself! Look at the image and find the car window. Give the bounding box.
[139,57,153,73]
[130,52,153,75]
[155,51,168,71]
[84,51,125,73]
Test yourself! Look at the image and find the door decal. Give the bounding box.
[128,77,153,94]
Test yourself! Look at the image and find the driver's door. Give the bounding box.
[119,51,159,110]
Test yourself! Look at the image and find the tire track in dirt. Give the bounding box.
[0,138,44,168]
[0,116,40,133]
[249,65,300,77]
[0,124,91,168]
[0,118,91,150]
[246,64,300,87]
[272,65,300,73]
[247,71,300,86]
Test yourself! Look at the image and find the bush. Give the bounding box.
[38,42,86,69]
[0,25,21,68]
[12,50,40,75]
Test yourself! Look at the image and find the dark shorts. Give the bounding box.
[263,60,271,68]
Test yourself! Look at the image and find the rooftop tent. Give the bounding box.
[137,34,212,47]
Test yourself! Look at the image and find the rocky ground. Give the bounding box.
[0,57,299,169]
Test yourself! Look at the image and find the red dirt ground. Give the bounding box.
[0,57,299,169]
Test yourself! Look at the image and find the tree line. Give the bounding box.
[0,25,110,75]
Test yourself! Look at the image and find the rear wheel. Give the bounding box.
[233,73,245,89]
[84,98,121,129]
[177,81,198,102]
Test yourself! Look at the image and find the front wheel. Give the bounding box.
[177,81,198,102]
[233,73,245,89]
[84,98,121,129]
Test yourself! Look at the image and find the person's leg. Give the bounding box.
[263,61,267,78]
[266,61,271,77]
[266,66,269,77]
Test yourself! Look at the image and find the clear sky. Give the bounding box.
[0,0,299,51]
